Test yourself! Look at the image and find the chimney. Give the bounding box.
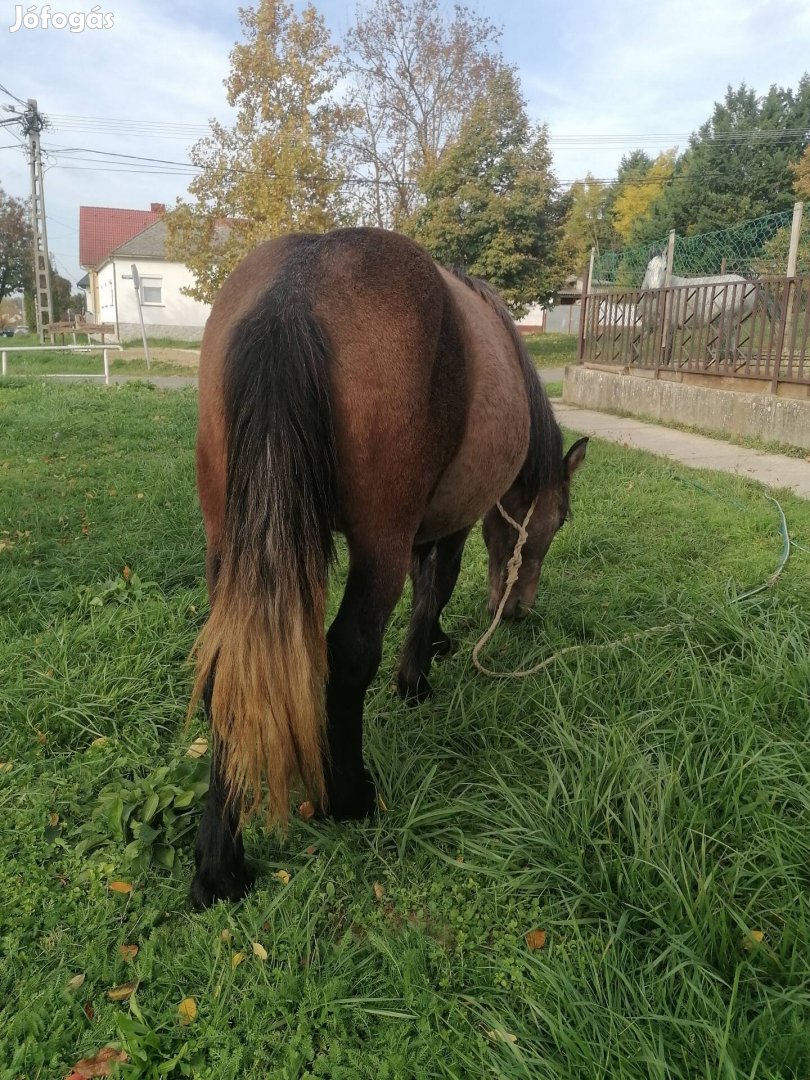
[150,203,166,213]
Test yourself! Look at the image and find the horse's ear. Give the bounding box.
[564,436,589,478]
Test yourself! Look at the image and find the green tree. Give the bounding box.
[408,69,565,316]
[635,78,810,243]
[167,0,353,303]
[0,187,31,305]
[791,144,810,200]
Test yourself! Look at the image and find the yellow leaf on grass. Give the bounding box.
[66,973,86,992]
[219,929,231,943]
[525,929,547,951]
[373,882,385,901]
[745,930,765,948]
[121,564,130,578]
[231,951,245,968]
[298,800,315,820]
[377,795,388,812]
[178,997,197,1025]
[119,944,139,961]
[186,737,208,759]
[0,762,12,772]
[89,736,108,749]
[49,813,59,827]
[275,870,291,886]
[251,941,268,961]
[107,980,138,1002]
[108,881,133,894]
[486,1029,518,1045]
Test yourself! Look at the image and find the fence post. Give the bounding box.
[660,230,677,369]
[1,351,6,377]
[665,230,676,284]
[103,348,110,385]
[787,202,804,277]
[577,248,594,362]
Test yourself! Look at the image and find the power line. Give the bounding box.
[0,81,27,106]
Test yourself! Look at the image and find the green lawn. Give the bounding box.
[524,332,578,369]
[1,348,192,379]
[1,382,808,1079]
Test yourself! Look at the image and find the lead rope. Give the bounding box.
[472,490,796,680]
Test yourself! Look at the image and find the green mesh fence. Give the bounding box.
[592,208,805,288]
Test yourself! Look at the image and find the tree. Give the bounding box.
[791,144,810,200]
[408,69,565,316]
[50,264,72,322]
[167,0,352,303]
[559,174,617,274]
[0,187,32,305]
[345,0,505,227]
[635,78,810,242]
[612,149,676,242]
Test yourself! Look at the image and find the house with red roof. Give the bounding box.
[79,203,212,341]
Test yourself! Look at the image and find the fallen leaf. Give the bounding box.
[82,1001,94,1021]
[136,493,145,500]
[119,944,138,962]
[275,869,291,886]
[305,846,316,856]
[186,737,208,759]
[49,813,60,827]
[89,736,108,749]
[219,929,231,943]
[37,730,47,744]
[108,881,133,895]
[122,565,131,579]
[298,800,315,820]
[66,973,86,992]
[745,930,765,948]
[231,951,245,968]
[106,980,138,1002]
[373,882,385,901]
[251,941,268,961]
[486,1029,518,1045]
[377,795,388,812]
[0,762,12,772]
[177,997,197,1025]
[65,1045,128,1078]
[525,929,547,951]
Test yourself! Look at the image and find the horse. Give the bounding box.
[189,227,588,908]
[638,251,767,364]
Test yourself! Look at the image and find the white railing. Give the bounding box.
[0,344,124,385]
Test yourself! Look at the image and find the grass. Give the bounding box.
[0,348,194,379]
[1,381,809,1079]
[524,332,577,369]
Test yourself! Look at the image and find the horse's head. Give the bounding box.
[641,251,667,291]
[482,437,588,620]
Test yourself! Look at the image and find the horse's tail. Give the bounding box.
[190,256,337,824]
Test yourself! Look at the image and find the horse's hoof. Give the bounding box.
[431,630,455,659]
[396,670,432,705]
[326,769,377,821]
[190,864,254,910]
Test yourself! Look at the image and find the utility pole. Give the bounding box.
[21,100,53,341]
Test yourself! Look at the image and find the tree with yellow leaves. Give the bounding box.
[612,150,676,243]
[791,144,810,200]
[167,0,353,303]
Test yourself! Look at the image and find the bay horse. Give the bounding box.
[190,227,588,908]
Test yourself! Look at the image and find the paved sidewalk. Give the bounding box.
[554,403,810,499]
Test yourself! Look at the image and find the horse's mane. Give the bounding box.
[449,268,563,493]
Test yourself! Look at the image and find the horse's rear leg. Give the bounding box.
[325,545,411,820]
[397,528,469,704]
[190,670,253,909]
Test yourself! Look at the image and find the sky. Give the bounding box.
[1,0,809,286]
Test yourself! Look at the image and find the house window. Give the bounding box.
[140,277,162,304]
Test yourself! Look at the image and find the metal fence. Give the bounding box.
[593,207,810,288]
[579,275,810,390]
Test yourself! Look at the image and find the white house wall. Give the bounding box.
[96,258,211,341]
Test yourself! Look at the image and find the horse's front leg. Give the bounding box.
[397,528,469,704]
[324,545,411,819]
